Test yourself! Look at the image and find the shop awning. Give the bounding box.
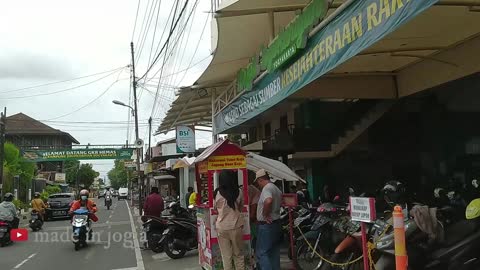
[173,157,196,169]
[153,175,176,181]
[246,152,305,183]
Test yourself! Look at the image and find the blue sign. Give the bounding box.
[214,0,438,134]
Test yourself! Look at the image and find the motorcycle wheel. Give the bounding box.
[107,204,110,210]
[295,241,325,270]
[163,235,187,259]
[148,235,163,253]
[319,252,357,270]
[74,242,80,251]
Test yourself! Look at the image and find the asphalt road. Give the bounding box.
[0,198,200,270]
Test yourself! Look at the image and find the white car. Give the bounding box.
[118,188,129,200]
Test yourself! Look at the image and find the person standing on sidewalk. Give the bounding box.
[143,187,164,218]
[215,170,245,270]
[255,169,282,270]
[186,187,194,208]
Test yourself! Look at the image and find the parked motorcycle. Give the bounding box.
[72,208,91,251]
[296,202,351,270]
[105,195,112,210]
[142,216,168,253]
[160,204,197,259]
[29,209,43,231]
[0,220,12,247]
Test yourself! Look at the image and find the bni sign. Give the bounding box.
[176,125,196,153]
[349,197,376,223]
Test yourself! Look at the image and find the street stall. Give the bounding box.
[194,140,252,270]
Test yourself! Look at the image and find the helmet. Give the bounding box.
[382,181,406,206]
[79,189,89,198]
[473,179,479,189]
[3,193,14,202]
[466,198,480,220]
[34,192,41,198]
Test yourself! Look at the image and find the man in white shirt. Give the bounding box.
[254,169,282,270]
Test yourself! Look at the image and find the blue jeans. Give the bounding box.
[255,222,281,270]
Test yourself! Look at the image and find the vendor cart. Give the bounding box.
[194,140,252,270]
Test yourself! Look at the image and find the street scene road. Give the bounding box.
[0,199,198,270]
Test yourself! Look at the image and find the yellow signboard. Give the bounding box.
[208,155,246,170]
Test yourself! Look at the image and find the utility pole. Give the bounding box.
[130,42,143,215]
[148,117,152,160]
[0,108,6,197]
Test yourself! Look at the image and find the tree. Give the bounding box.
[77,163,99,189]
[2,142,36,200]
[64,160,80,185]
[108,160,128,190]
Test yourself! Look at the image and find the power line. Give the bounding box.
[131,0,142,42]
[135,0,160,64]
[0,69,126,100]
[149,0,198,119]
[0,66,126,94]
[45,78,122,121]
[138,0,190,81]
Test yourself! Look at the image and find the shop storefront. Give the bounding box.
[158,0,480,199]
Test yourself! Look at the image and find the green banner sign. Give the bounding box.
[22,148,136,162]
[215,0,438,134]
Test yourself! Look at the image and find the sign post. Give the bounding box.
[349,196,376,270]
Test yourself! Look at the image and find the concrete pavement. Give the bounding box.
[0,198,200,270]
[1,198,292,270]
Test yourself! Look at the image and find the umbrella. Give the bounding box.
[246,152,305,183]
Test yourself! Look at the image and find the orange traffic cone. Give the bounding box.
[393,205,408,270]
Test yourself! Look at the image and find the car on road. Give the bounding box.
[45,193,75,220]
[118,188,129,200]
[98,191,105,199]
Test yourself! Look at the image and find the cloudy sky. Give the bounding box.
[0,0,213,177]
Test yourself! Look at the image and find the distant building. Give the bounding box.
[5,113,80,181]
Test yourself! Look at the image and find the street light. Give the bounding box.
[112,100,135,116]
[112,99,142,214]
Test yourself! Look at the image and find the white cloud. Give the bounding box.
[1,0,213,173]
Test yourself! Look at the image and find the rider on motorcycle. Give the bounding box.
[0,193,19,229]
[104,187,112,206]
[31,192,46,221]
[69,189,98,240]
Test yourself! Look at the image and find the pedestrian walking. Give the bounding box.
[254,169,282,270]
[214,170,245,270]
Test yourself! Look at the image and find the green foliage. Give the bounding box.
[108,160,128,190]
[2,142,36,198]
[78,163,99,188]
[13,199,28,211]
[64,160,80,185]
[45,185,62,195]
[40,191,50,202]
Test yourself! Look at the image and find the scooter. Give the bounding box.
[105,195,112,210]
[160,205,197,259]
[29,209,43,232]
[142,215,168,253]
[72,208,91,251]
[0,220,12,247]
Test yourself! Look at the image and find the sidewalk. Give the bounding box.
[132,204,294,270]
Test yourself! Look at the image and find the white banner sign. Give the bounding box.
[349,197,376,223]
[55,173,66,183]
[176,126,196,153]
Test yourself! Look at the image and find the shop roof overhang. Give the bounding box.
[157,0,332,134]
[214,0,480,134]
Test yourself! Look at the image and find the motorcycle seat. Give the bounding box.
[441,220,478,247]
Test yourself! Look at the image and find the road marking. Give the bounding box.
[111,267,138,270]
[126,201,145,270]
[13,253,37,269]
